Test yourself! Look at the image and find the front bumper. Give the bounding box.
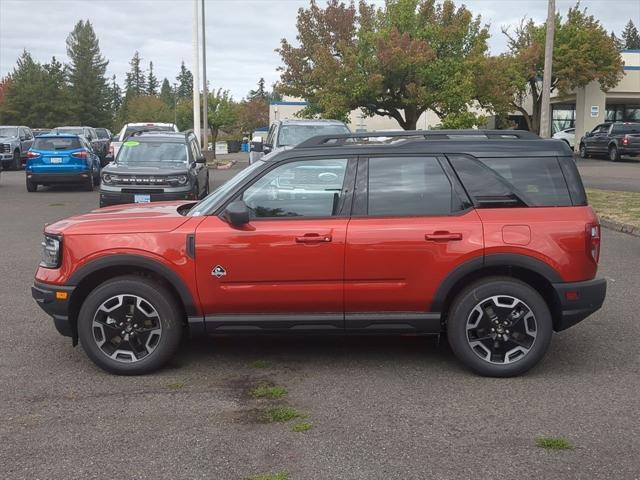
[552,277,607,331]
[31,281,75,338]
[27,171,91,184]
[99,188,195,207]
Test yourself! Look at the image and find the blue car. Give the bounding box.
[25,133,101,192]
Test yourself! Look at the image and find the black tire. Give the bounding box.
[203,174,210,197]
[579,143,588,159]
[77,276,183,375]
[26,177,37,192]
[446,277,553,377]
[608,144,620,162]
[83,171,94,191]
[13,150,21,170]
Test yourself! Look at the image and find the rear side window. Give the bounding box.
[367,157,454,216]
[612,124,640,134]
[33,137,82,151]
[449,155,572,207]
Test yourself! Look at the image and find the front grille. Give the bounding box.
[114,175,169,186]
[1,144,10,154]
[121,188,165,194]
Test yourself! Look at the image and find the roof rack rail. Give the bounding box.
[295,129,539,148]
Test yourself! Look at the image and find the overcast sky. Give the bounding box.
[1,0,638,99]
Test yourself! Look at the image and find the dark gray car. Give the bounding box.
[99,131,209,207]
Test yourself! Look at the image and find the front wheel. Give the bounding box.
[609,145,620,162]
[77,276,183,375]
[13,150,21,170]
[447,277,552,377]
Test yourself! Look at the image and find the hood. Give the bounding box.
[45,201,196,236]
[0,136,18,143]
[103,162,189,176]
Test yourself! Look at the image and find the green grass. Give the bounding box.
[291,421,312,432]
[249,360,271,369]
[245,472,289,480]
[535,436,573,450]
[250,384,288,399]
[263,406,303,423]
[48,203,65,207]
[586,188,640,229]
[165,382,185,391]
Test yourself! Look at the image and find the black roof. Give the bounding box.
[266,129,573,161]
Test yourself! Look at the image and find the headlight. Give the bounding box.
[168,175,189,186]
[177,175,188,185]
[101,173,113,184]
[40,235,61,268]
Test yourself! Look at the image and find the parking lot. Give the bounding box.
[578,155,640,193]
[1,159,639,479]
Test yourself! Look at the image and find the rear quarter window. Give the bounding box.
[33,137,82,151]
[449,155,573,207]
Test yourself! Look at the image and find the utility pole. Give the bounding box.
[201,0,209,150]
[192,0,201,145]
[539,0,555,138]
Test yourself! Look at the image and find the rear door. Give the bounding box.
[344,156,483,333]
[194,156,356,332]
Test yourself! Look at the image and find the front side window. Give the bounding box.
[242,158,349,218]
[367,157,453,216]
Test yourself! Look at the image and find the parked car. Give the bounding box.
[25,133,101,191]
[0,125,34,170]
[99,130,209,207]
[249,119,350,163]
[552,127,575,148]
[32,128,51,137]
[31,129,605,376]
[579,122,640,161]
[95,128,113,164]
[111,123,178,159]
[52,126,106,161]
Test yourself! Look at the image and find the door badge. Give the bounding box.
[212,265,227,278]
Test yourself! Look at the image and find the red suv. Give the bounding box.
[32,130,606,376]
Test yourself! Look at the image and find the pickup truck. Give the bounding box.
[111,123,178,160]
[579,122,640,161]
[0,125,34,170]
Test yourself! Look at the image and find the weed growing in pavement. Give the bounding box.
[535,437,573,450]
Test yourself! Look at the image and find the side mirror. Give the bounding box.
[196,155,206,164]
[263,144,272,154]
[250,141,263,153]
[222,200,250,227]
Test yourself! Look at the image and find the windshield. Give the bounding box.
[0,127,18,137]
[277,124,350,146]
[33,137,82,151]
[116,141,188,164]
[56,128,84,135]
[123,125,174,139]
[95,129,110,139]
[188,160,265,216]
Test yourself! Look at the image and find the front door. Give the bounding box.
[194,156,355,332]
[344,156,484,333]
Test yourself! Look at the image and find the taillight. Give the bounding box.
[586,223,601,263]
[27,150,41,159]
[71,151,88,159]
[108,144,114,156]
[622,135,629,146]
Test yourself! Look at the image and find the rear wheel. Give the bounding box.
[77,276,183,375]
[609,144,620,162]
[447,277,553,377]
[26,177,37,192]
[579,143,588,158]
[13,150,21,170]
[83,171,94,191]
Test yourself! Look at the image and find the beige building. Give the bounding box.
[269,49,640,143]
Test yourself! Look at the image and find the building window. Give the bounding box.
[551,104,576,134]
[606,104,640,122]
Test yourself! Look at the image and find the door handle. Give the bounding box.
[425,231,462,242]
[295,233,332,243]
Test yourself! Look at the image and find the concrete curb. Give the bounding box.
[600,217,640,238]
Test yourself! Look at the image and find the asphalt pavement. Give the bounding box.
[577,155,640,192]
[1,156,639,479]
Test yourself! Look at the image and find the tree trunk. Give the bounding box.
[403,105,418,130]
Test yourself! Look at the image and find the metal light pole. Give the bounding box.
[539,0,555,138]
[192,0,201,144]
[201,0,209,150]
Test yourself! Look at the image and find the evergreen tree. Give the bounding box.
[610,31,624,51]
[159,78,175,107]
[124,51,147,97]
[147,61,159,95]
[175,61,193,99]
[66,20,110,126]
[248,77,267,100]
[622,20,640,49]
[107,74,122,122]
[42,56,70,126]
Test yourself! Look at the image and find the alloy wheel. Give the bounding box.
[465,295,537,365]
[92,294,162,363]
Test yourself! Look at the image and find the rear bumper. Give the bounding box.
[552,278,607,331]
[99,189,195,207]
[27,171,90,184]
[618,147,640,157]
[31,281,75,338]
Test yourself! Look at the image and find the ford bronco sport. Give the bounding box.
[32,130,606,376]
